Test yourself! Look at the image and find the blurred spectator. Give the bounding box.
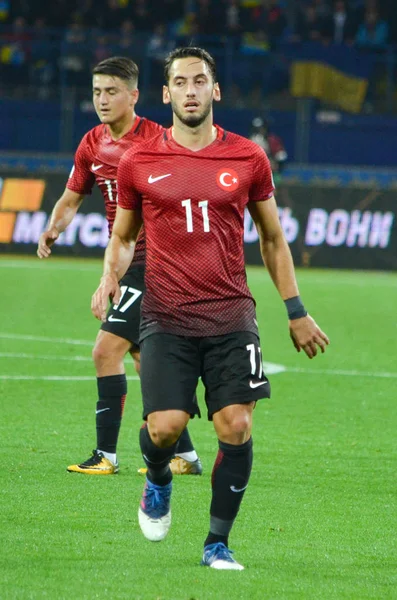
[0,16,30,86]
[241,30,269,55]
[132,0,152,32]
[3,15,31,47]
[322,0,358,45]
[59,23,87,86]
[29,17,57,97]
[115,20,139,56]
[92,34,112,66]
[228,82,246,108]
[9,0,37,22]
[223,0,243,38]
[244,0,287,48]
[234,32,270,108]
[47,0,78,28]
[265,0,288,45]
[249,116,288,179]
[77,0,104,29]
[0,0,10,22]
[147,23,175,61]
[312,0,331,20]
[195,0,220,36]
[176,13,215,48]
[292,4,327,42]
[351,0,379,24]
[175,12,210,46]
[161,0,185,23]
[103,0,128,31]
[150,0,184,27]
[387,3,397,44]
[356,8,388,50]
[148,23,175,87]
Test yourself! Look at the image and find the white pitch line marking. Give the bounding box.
[248,270,397,288]
[2,260,397,286]
[262,361,286,374]
[286,367,397,379]
[1,334,396,380]
[0,260,101,272]
[0,333,93,346]
[263,361,397,379]
[0,376,139,381]
[0,352,92,362]
[1,366,396,381]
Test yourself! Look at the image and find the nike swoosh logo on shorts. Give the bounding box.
[230,484,249,493]
[95,407,110,414]
[249,380,267,389]
[148,173,172,183]
[92,164,103,171]
[108,315,127,323]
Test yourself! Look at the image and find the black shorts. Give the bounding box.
[100,263,145,348]
[140,331,271,420]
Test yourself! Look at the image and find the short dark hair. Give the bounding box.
[92,56,139,88]
[164,47,217,83]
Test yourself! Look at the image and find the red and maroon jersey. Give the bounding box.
[67,116,162,265]
[117,125,275,337]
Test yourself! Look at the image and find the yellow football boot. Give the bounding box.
[67,450,119,475]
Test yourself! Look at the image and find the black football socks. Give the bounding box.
[96,374,127,456]
[139,423,176,486]
[204,437,253,548]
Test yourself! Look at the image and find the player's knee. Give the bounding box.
[215,404,253,442]
[228,412,251,437]
[150,428,179,448]
[148,412,187,447]
[92,333,129,369]
[150,422,183,447]
[92,338,111,367]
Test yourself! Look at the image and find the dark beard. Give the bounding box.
[171,100,212,128]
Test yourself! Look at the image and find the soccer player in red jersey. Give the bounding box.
[91,48,329,569]
[37,56,201,477]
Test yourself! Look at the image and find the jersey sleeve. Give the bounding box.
[66,134,95,195]
[248,145,275,202]
[117,149,142,210]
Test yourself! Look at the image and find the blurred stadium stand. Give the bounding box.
[0,1,396,269]
[1,0,397,161]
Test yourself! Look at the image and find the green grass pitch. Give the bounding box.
[0,256,396,600]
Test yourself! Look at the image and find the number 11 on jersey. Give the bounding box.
[181,199,210,232]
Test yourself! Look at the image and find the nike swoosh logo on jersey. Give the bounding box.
[249,380,268,389]
[92,164,103,171]
[108,315,127,323]
[148,173,172,184]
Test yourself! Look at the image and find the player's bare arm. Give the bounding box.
[91,206,143,322]
[248,197,329,359]
[37,189,84,258]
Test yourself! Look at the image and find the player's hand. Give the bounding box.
[37,227,60,258]
[91,273,120,322]
[289,314,329,359]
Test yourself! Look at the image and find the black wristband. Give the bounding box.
[284,296,307,320]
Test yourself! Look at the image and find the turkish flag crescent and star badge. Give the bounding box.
[216,169,239,192]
